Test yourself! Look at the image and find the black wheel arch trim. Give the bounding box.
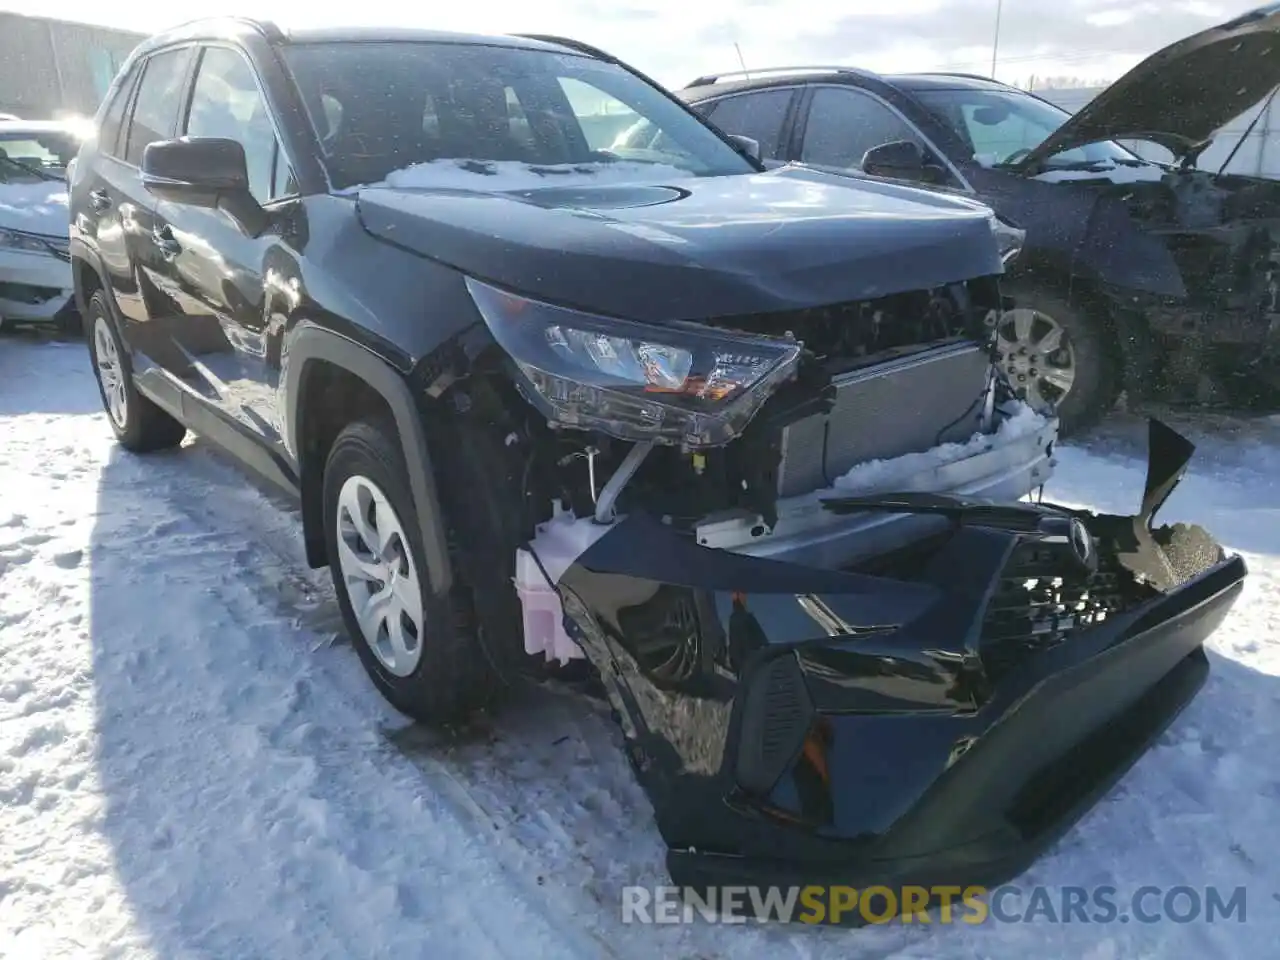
[69,241,126,330]
[284,323,453,595]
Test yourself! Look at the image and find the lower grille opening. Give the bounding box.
[0,281,61,305]
[980,539,1149,682]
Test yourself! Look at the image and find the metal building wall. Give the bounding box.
[0,13,144,120]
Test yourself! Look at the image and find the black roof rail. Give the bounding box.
[513,34,614,61]
[685,65,871,87]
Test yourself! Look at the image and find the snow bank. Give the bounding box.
[381,158,696,191]
[831,403,1051,493]
[0,180,69,237]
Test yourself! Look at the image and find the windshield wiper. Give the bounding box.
[0,155,59,182]
[1032,159,1117,173]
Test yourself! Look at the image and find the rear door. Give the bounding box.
[103,47,196,365]
[690,88,798,165]
[149,43,300,444]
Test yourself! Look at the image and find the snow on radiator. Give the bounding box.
[516,405,1053,662]
[831,403,1051,494]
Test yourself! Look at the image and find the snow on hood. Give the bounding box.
[380,158,697,192]
[0,180,69,237]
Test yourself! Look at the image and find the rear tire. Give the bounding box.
[322,418,495,725]
[87,291,187,452]
[998,280,1117,437]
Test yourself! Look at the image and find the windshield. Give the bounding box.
[281,41,756,190]
[0,130,81,182]
[915,88,1144,168]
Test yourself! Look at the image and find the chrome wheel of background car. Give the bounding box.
[335,474,425,678]
[92,315,129,429]
[996,307,1077,413]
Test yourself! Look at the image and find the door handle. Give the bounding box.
[88,188,111,212]
[153,225,182,259]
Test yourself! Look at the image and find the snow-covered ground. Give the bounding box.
[1,333,1278,959]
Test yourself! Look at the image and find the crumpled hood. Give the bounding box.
[1019,4,1280,170]
[354,164,1002,322]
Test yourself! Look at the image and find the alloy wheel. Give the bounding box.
[335,474,425,677]
[92,316,129,429]
[996,307,1076,413]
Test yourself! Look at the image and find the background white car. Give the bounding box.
[0,119,84,332]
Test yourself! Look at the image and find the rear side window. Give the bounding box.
[98,64,139,159]
[700,90,792,160]
[123,48,194,167]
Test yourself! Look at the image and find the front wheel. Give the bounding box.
[322,418,495,725]
[996,281,1117,436]
[87,291,187,452]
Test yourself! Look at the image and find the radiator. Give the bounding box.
[775,341,993,498]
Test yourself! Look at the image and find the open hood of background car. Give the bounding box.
[1017,3,1280,170]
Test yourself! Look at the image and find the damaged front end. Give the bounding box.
[436,255,1239,918]
[529,419,1244,918]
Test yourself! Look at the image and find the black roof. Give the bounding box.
[133,18,596,59]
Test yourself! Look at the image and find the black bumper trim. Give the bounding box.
[668,647,1211,921]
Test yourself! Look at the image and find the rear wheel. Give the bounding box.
[322,418,495,725]
[997,280,1117,436]
[87,291,187,452]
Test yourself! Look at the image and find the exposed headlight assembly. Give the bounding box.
[0,228,56,255]
[989,214,1025,266]
[465,277,802,448]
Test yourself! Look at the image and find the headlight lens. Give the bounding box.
[465,277,803,447]
[990,214,1025,266]
[0,228,55,255]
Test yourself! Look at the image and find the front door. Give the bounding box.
[150,44,299,445]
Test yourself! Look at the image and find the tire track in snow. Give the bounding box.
[112,438,644,960]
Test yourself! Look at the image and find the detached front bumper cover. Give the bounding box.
[545,419,1245,923]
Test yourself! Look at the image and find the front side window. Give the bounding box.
[281,41,757,190]
[700,90,793,160]
[185,46,294,204]
[914,88,1142,168]
[124,48,193,167]
[800,87,926,170]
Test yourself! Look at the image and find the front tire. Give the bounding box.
[322,418,495,725]
[87,291,187,452]
[997,280,1117,436]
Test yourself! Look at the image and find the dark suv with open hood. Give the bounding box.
[70,19,1244,915]
[677,5,1280,433]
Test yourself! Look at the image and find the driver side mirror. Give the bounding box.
[141,137,268,237]
[862,139,946,184]
[728,134,762,162]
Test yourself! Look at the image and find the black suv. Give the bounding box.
[676,6,1280,432]
[69,19,1247,906]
